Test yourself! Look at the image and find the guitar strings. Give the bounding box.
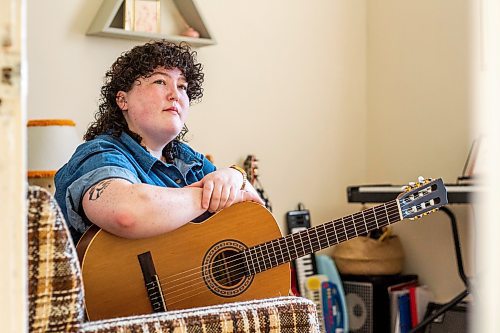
[156,201,400,294]
[159,200,399,284]
[155,201,398,289]
[158,206,402,306]
[160,191,438,306]
[153,202,401,305]
[158,201,399,292]
[158,207,403,306]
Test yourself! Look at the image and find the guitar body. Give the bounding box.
[79,202,291,320]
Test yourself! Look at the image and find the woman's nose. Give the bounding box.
[167,90,179,101]
[167,84,180,101]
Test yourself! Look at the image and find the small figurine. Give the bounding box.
[181,26,200,38]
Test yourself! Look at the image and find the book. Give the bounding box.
[388,280,418,333]
[398,285,433,332]
[415,285,433,324]
[398,293,411,333]
[409,286,418,328]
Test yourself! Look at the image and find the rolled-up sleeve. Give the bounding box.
[55,139,144,236]
[65,166,140,234]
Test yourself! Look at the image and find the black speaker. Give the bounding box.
[423,302,468,333]
[342,274,418,333]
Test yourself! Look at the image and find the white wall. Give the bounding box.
[472,0,500,330]
[27,0,473,304]
[366,0,472,302]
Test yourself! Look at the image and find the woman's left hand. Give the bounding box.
[187,168,263,212]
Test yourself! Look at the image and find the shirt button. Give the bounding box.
[175,179,182,184]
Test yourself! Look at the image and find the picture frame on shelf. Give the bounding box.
[124,0,160,33]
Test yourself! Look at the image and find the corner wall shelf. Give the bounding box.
[87,0,215,47]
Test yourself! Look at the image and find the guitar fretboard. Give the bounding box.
[243,200,401,275]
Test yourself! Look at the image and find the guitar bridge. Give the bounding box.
[138,251,166,312]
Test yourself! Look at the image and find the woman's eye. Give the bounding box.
[178,84,188,91]
[154,79,166,85]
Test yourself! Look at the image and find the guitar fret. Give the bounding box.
[290,233,298,259]
[254,246,263,273]
[283,237,292,263]
[329,222,338,245]
[282,235,289,262]
[243,251,251,276]
[251,247,258,274]
[323,223,330,247]
[364,209,375,234]
[322,224,331,247]
[295,233,302,258]
[259,246,267,271]
[334,219,345,243]
[361,210,369,234]
[306,230,314,254]
[384,203,391,225]
[269,241,277,267]
[373,207,380,228]
[266,243,273,269]
[248,248,256,275]
[341,217,349,239]
[358,212,366,236]
[267,242,277,268]
[375,205,388,228]
[390,201,401,223]
[276,240,283,266]
[347,215,355,238]
[296,233,304,258]
[261,244,268,270]
[278,239,287,264]
[353,213,363,237]
[313,228,322,252]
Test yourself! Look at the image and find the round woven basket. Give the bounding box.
[333,235,404,275]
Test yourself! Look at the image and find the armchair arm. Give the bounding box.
[81,296,319,333]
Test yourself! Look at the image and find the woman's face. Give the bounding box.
[117,67,190,150]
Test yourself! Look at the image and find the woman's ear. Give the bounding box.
[116,91,128,111]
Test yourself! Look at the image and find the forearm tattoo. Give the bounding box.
[88,179,113,201]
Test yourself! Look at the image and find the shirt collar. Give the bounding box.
[119,132,158,172]
[119,132,203,172]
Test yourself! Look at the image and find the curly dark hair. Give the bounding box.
[84,41,204,161]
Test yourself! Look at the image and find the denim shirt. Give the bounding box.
[54,132,216,242]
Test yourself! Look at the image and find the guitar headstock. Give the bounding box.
[243,155,259,185]
[398,177,448,220]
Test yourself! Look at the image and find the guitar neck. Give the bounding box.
[243,200,401,275]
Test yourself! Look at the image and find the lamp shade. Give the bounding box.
[27,119,81,179]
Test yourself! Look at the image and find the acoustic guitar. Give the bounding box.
[77,177,447,320]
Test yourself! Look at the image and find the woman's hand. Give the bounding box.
[187,168,264,212]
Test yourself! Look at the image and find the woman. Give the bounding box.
[55,41,263,243]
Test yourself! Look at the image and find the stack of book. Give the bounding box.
[389,278,433,333]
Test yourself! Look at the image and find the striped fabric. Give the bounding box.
[81,297,319,333]
[27,186,320,333]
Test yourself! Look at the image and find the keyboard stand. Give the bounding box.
[408,206,469,333]
[346,184,474,333]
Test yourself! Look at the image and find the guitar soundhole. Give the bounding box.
[212,250,245,287]
[202,240,254,298]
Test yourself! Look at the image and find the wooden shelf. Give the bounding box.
[87,0,215,47]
